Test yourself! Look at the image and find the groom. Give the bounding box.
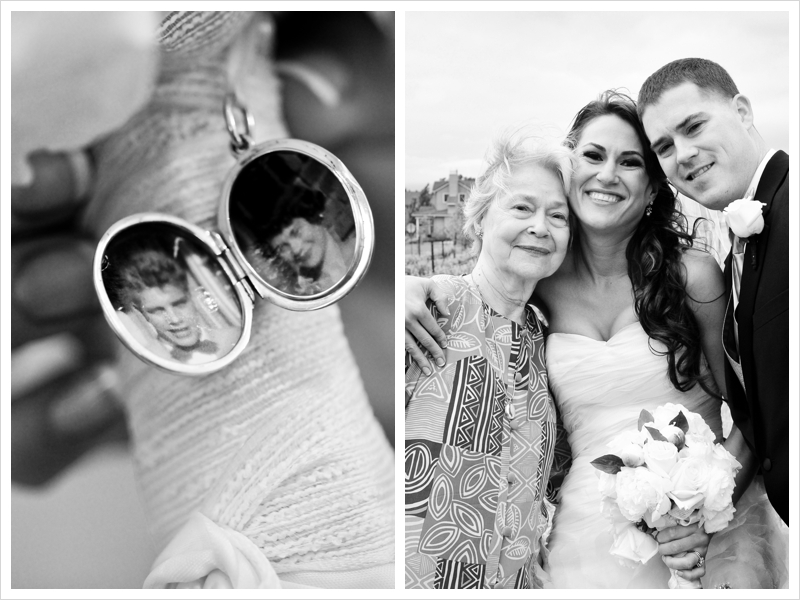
[638,58,789,526]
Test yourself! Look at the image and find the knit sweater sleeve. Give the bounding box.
[82,12,394,580]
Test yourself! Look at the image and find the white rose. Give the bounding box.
[608,430,646,467]
[724,199,766,239]
[703,464,736,512]
[644,511,678,530]
[651,403,688,428]
[652,404,715,444]
[668,457,709,512]
[678,440,713,461]
[643,440,678,478]
[701,504,736,533]
[659,425,686,449]
[597,471,618,498]
[710,444,742,474]
[615,466,673,523]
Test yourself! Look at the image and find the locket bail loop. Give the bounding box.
[224,93,254,155]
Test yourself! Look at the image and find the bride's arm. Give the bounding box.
[658,249,756,579]
[682,249,757,505]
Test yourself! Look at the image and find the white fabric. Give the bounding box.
[745,149,778,202]
[729,148,777,354]
[144,512,298,589]
[542,322,789,589]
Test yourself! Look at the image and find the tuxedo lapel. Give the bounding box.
[734,151,789,388]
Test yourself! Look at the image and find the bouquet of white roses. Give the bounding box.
[591,403,741,589]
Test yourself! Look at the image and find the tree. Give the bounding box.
[418,184,431,208]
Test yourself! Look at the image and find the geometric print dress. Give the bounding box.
[405,275,557,589]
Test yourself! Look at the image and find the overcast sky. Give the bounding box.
[405,9,792,191]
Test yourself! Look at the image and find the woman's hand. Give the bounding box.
[11,150,127,486]
[656,522,709,581]
[404,276,449,375]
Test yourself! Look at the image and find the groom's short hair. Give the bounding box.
[637,58,739,117]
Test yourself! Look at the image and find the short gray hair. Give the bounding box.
[462,131,573,255]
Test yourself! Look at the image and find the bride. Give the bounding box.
[405,91,788,588]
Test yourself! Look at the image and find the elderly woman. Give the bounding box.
[405,132,572,590]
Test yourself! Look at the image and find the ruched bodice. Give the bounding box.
[548,322,722,462]
[542,322,788,589]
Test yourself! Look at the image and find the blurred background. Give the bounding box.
[405,10,791,277]
[8,10,393,589]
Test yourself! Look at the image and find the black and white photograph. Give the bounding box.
[2,2,798,597]
[6,8,395,591]
[100,222,244,367]
[230,149,359,297]
[404,8,794,591]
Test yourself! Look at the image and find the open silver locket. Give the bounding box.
[93,132,373,376]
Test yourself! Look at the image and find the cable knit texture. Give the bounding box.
[81,12,394,581]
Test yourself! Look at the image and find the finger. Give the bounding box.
[405,318,446,368]
[405,330,432,376]
[11,237,100,346]
[11,333,85,398]
[662,550,705,571]
[11,149,92,234]
[655,522,700,543]
[674,565,706,582]
[416,306,448,353]
[12,363,127,487]
[425,281,451,318]
[657,531,709,557]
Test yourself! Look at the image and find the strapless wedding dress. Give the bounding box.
[542,322,788,589]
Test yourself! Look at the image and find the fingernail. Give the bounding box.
[48,364,121,436]
[436,358,445,367]
[422,367,432,377]
[15,244,97,320]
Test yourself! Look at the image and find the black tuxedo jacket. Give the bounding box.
[722,150,789,524]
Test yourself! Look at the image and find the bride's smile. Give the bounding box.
[570,114,654,235]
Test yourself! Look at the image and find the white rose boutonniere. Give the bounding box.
[723,198,766,239]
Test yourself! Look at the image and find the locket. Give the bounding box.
[93,97,373,375]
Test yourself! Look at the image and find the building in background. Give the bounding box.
[407,171,473,240]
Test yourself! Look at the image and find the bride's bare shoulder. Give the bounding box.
[680,246,725,301]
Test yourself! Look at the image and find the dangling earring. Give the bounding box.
[645,202,653,217]
[476,227,483,239]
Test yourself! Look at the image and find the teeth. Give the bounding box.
[688,164,712,181]
[588,191,621,203]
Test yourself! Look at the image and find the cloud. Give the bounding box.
[406,10,791,190]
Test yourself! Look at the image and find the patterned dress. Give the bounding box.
[405,275,557,589]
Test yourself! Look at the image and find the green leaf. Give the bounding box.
[669,411,689,434]
[638,409,654,431]
[591,454,624,475]
[646,426,668,442]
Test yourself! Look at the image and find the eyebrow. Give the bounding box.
[583,142,644,160]
[649,112,706,150]
[509,193,568,209]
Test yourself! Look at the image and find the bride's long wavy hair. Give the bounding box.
[564,90,718,397]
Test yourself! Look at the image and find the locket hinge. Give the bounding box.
[208,231,257,306]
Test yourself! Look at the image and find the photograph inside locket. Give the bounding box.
[230,151,357,296]
[101,223,244,365]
